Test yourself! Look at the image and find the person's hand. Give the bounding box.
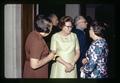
[82,58,88,65]
[47,52,56,61]
[65,63,74,73]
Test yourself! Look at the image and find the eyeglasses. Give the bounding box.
[80,21,87,23]
[77,21,87,24]
[64,25,73,28]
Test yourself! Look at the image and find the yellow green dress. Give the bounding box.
[50,32,79,78]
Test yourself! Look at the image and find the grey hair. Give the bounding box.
[74,16,86,25]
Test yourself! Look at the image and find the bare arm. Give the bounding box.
[30,52,54,69]
[54,49,80,72]
[55,56,74,72]
[71,34,80,66]
[71,49,80,66]
[56,56,70,67]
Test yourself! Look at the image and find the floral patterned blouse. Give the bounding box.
[81,38,108,78]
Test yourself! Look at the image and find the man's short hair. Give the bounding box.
[74,16,86,25]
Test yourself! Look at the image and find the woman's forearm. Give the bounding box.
[72,49,80,65]
[56,56,68,67]
[31,52,54,69]
[38,52,54,67]
[56,56,74,72]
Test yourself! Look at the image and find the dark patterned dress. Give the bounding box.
[81,38,108,78]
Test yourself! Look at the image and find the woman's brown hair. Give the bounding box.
[92,22,107,38]
[59,16,73,29]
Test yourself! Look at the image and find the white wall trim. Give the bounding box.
[65,4,80,19]
[4,4,21,78]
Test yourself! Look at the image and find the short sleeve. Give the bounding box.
[50,34,57,52]
[30,37,44,59]
[75,34,80,50]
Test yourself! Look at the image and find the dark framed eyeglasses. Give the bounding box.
[78,21,87,24]
[64,25,73,28]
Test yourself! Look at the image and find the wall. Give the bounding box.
[65,4,80,19]
[4,4,21,78]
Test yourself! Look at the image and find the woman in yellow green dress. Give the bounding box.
[50,16,80,78]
